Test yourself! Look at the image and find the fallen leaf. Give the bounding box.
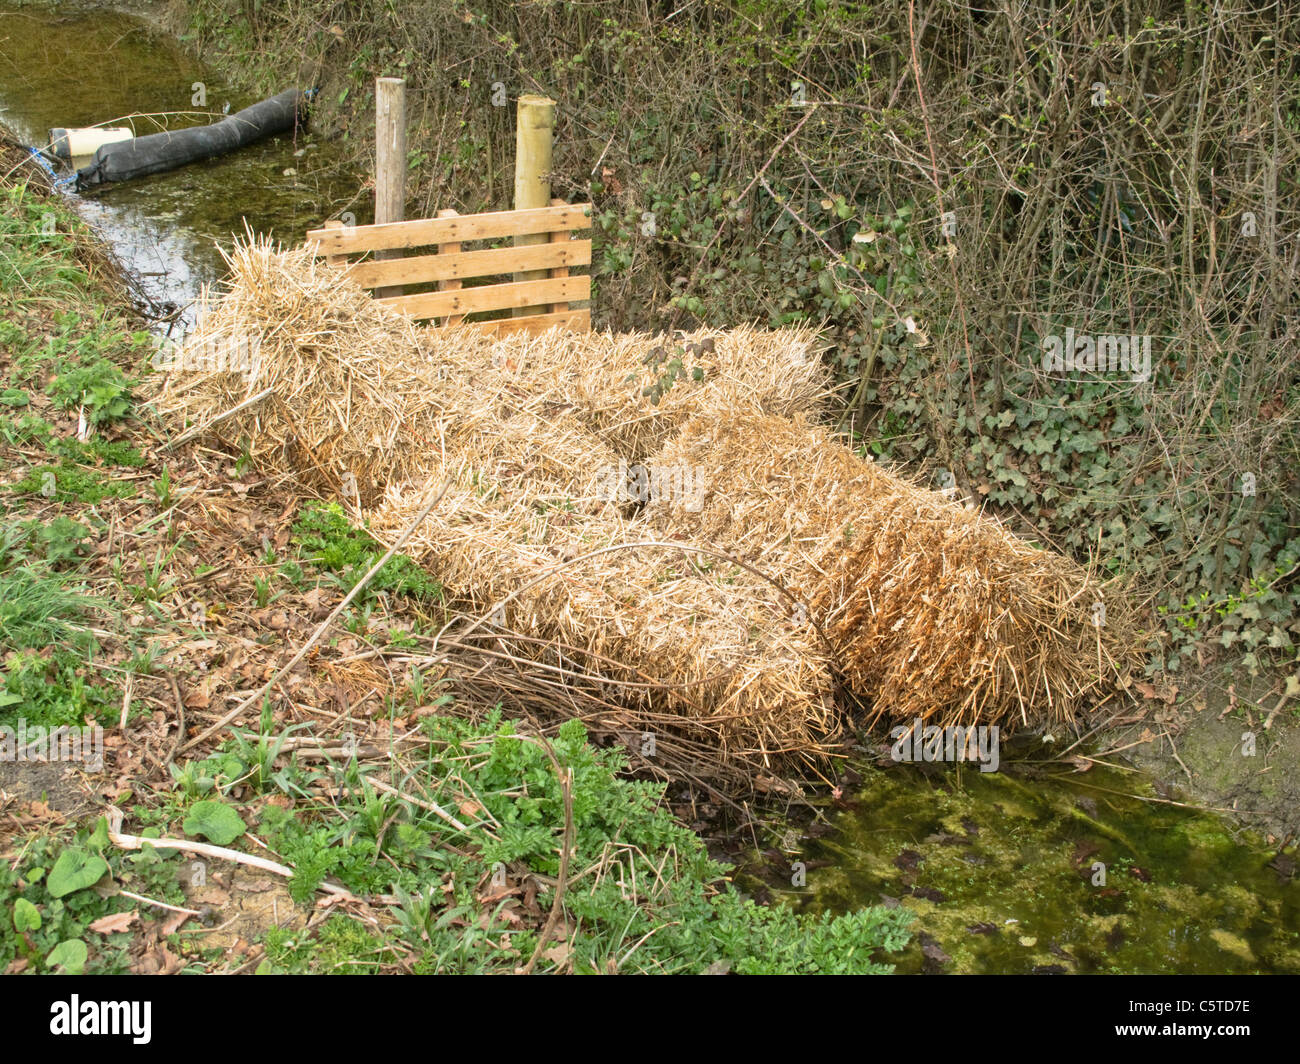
[89,911,138,934]
[542,942,573,967]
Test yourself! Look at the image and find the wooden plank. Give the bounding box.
[306,203,592,256]
[436,208,464,327]
[321,220,347,266]
[375,275,589,320]
[548,196,570,314]
[468,309,591,338]
[343,239,591,290]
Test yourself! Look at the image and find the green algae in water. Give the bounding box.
[0,3,359,319]
[781,762,1299,974]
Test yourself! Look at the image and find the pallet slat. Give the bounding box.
[436,208,464,327]
[548,196,571,315]
[306,203,592,255]
[342,239,592,290]
[375,275,590,319]
[468,309,591,338]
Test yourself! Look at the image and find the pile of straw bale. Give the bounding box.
[153,240,841,783]
[153,237,1136,785]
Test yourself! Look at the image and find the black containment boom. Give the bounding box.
[76,89,308,189]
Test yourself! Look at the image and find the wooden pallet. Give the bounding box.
[306,200,592,337]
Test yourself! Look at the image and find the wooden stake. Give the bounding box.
[513,94,556,316]
[375,76,406,298]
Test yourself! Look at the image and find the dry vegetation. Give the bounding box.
[152,240,1139,787]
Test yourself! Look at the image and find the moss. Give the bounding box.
[1209,929,1254,963]
[794,761,1299,974]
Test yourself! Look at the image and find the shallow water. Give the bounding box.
[770,752,1300,974]
[0,2,358,326]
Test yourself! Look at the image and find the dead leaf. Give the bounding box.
[89,911,139,934]
[182,685,210,710]
[542,942,573,967]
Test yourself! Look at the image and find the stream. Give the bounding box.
[1,2,1296,975]
[0,0,359,329]
[762,751,1299,974]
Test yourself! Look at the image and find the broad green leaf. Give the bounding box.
[47,848,109,898]
[47,939,88,974]
[13,898,41,932]
[183,801,246,846]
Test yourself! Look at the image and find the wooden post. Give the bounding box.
[375,77,406,298]
[437,208,464,326]
[513,94,556,316]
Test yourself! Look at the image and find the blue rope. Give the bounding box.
[27,147,78,190]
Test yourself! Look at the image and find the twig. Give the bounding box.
[1060,779,1268,817]
[181,477,452,752]
[164,674,186,772]
[520,735,574,976]
[1263,685,1294,731]
[118,889,202,917]
[362,775,473,834]
[160,387,274,451]
[105,807,398,905]
[119,671,133,731]
[1162,725,1194,781]
[107,807,301,878]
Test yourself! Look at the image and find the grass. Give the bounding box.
[197,710,914,974]
[0,565,102,654]
[7,460,137,503]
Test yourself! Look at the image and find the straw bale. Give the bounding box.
[648,411,1140,731]
[364,466,840,778]
[151,240,831,504]
[148,239,842,781]
[424,321,833,459]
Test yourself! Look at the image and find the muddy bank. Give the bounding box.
[1108,670,1299,844]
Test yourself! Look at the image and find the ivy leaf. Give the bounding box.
[183,801,247,846]
[47,848,109,898]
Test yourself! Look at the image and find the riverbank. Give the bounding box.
[0,126,920,973]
